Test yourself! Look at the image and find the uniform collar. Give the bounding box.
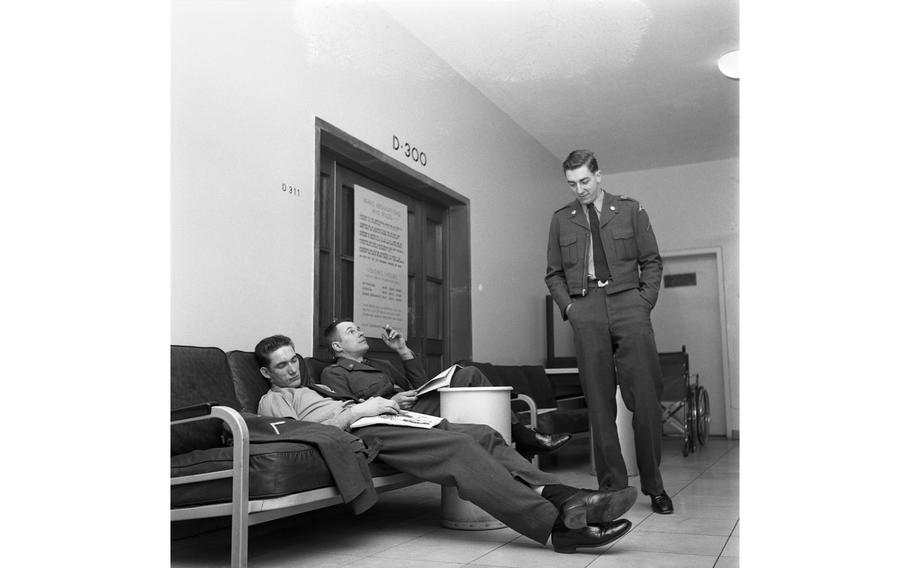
[335,356,380,372]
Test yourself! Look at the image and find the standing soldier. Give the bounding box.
[545,149,673,514]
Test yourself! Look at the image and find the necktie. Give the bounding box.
[586,203,611,282]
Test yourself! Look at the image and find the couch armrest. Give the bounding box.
[171,402,220,422]
[511,393,539,430]
[172,404,250,566]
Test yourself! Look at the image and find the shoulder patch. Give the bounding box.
[618,195,635,201]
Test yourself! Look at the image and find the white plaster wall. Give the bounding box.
[602,158,739,432]
[172,0,568,362]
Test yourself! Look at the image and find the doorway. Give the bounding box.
[314,120,473,374]
[651,248,731,437]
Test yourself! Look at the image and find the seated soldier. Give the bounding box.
[255,334,638,554]
[318,319,571,456]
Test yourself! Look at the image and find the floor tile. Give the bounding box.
[618,529,729,556]
[637,514,738,536]
[671,494,740,509]
[471,536,606,568]
[371,531,509,564]
[588,550,718,568]
[345,558,463,568]
[172,437,740,567]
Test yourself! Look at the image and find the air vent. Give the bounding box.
[664,273,696,288]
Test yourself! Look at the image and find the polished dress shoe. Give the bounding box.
[551,519,632,554]
[511,425,572,455]
[650,491,674,514]
[558,487,637,529]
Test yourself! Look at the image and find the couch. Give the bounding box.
[170,346,419,568]
[170,346,577,567]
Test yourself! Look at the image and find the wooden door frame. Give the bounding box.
[313,118,473,365]
[660,246,734,438]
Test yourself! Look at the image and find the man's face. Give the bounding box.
[332,321,370,358]
[261,345,302,388]
[564,164,602,206]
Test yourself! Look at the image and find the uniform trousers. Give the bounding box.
[357,421,562,544]
[568,287,665,495]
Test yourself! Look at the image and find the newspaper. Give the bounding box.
[350,410,443,429]
[414,364,461,396]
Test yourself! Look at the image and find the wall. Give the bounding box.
[603,157,739,433]
[172,0,569,362]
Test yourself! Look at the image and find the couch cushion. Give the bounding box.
[171,442,400,507]
[302,357,333,386]
[520,365,559,408]
[535,407,590,435]
[171,346,242,456]
[226,350,271,413]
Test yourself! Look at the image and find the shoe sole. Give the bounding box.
[562,487,638,530]
[552,521,632,554]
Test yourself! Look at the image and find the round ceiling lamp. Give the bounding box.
[718,50,739,79]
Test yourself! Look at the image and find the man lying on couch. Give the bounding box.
[317,319,570,456]
[255,334,637,554]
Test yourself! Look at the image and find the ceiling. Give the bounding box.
[378,0,739,174]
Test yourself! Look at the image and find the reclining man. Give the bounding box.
[317,320,571,456]
[255,334,638,554]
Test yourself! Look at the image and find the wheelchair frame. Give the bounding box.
[658,345,710,456]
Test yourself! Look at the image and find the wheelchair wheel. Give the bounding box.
[683,386,697,456]
[696,386,710,446]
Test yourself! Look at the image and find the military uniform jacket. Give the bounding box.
[545,192,662,319]
[320,356,427,401]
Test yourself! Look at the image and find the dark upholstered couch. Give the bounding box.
[171,347,580,567]
[170,346,418,568]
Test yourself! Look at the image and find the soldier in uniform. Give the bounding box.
[544,149,673,514]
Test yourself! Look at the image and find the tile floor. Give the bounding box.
[172,436,739,567]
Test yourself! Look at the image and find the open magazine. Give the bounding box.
[414,364,461,396]
[350,410,443,429]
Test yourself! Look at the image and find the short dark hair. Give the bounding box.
[323,318,354,357]
[562,149,599,173]
[254,334,295,367]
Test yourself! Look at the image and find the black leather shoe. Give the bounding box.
[551,519,632,554]
[512,426,572,455]
[558,487,637,529]
[650,491,674,514]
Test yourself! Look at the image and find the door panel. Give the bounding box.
[651,253,726,435]
[316,152,449,375]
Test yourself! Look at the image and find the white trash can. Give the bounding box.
[438,386,513,530]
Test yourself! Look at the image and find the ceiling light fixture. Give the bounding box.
[718,50,739,79]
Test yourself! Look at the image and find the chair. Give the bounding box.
[658,345,710,456]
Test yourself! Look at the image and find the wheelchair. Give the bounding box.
[658,345,710,456]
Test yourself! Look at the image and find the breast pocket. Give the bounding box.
[611,228,638,260]
[559,233,578,264]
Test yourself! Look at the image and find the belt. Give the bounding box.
[587,279,610,288]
